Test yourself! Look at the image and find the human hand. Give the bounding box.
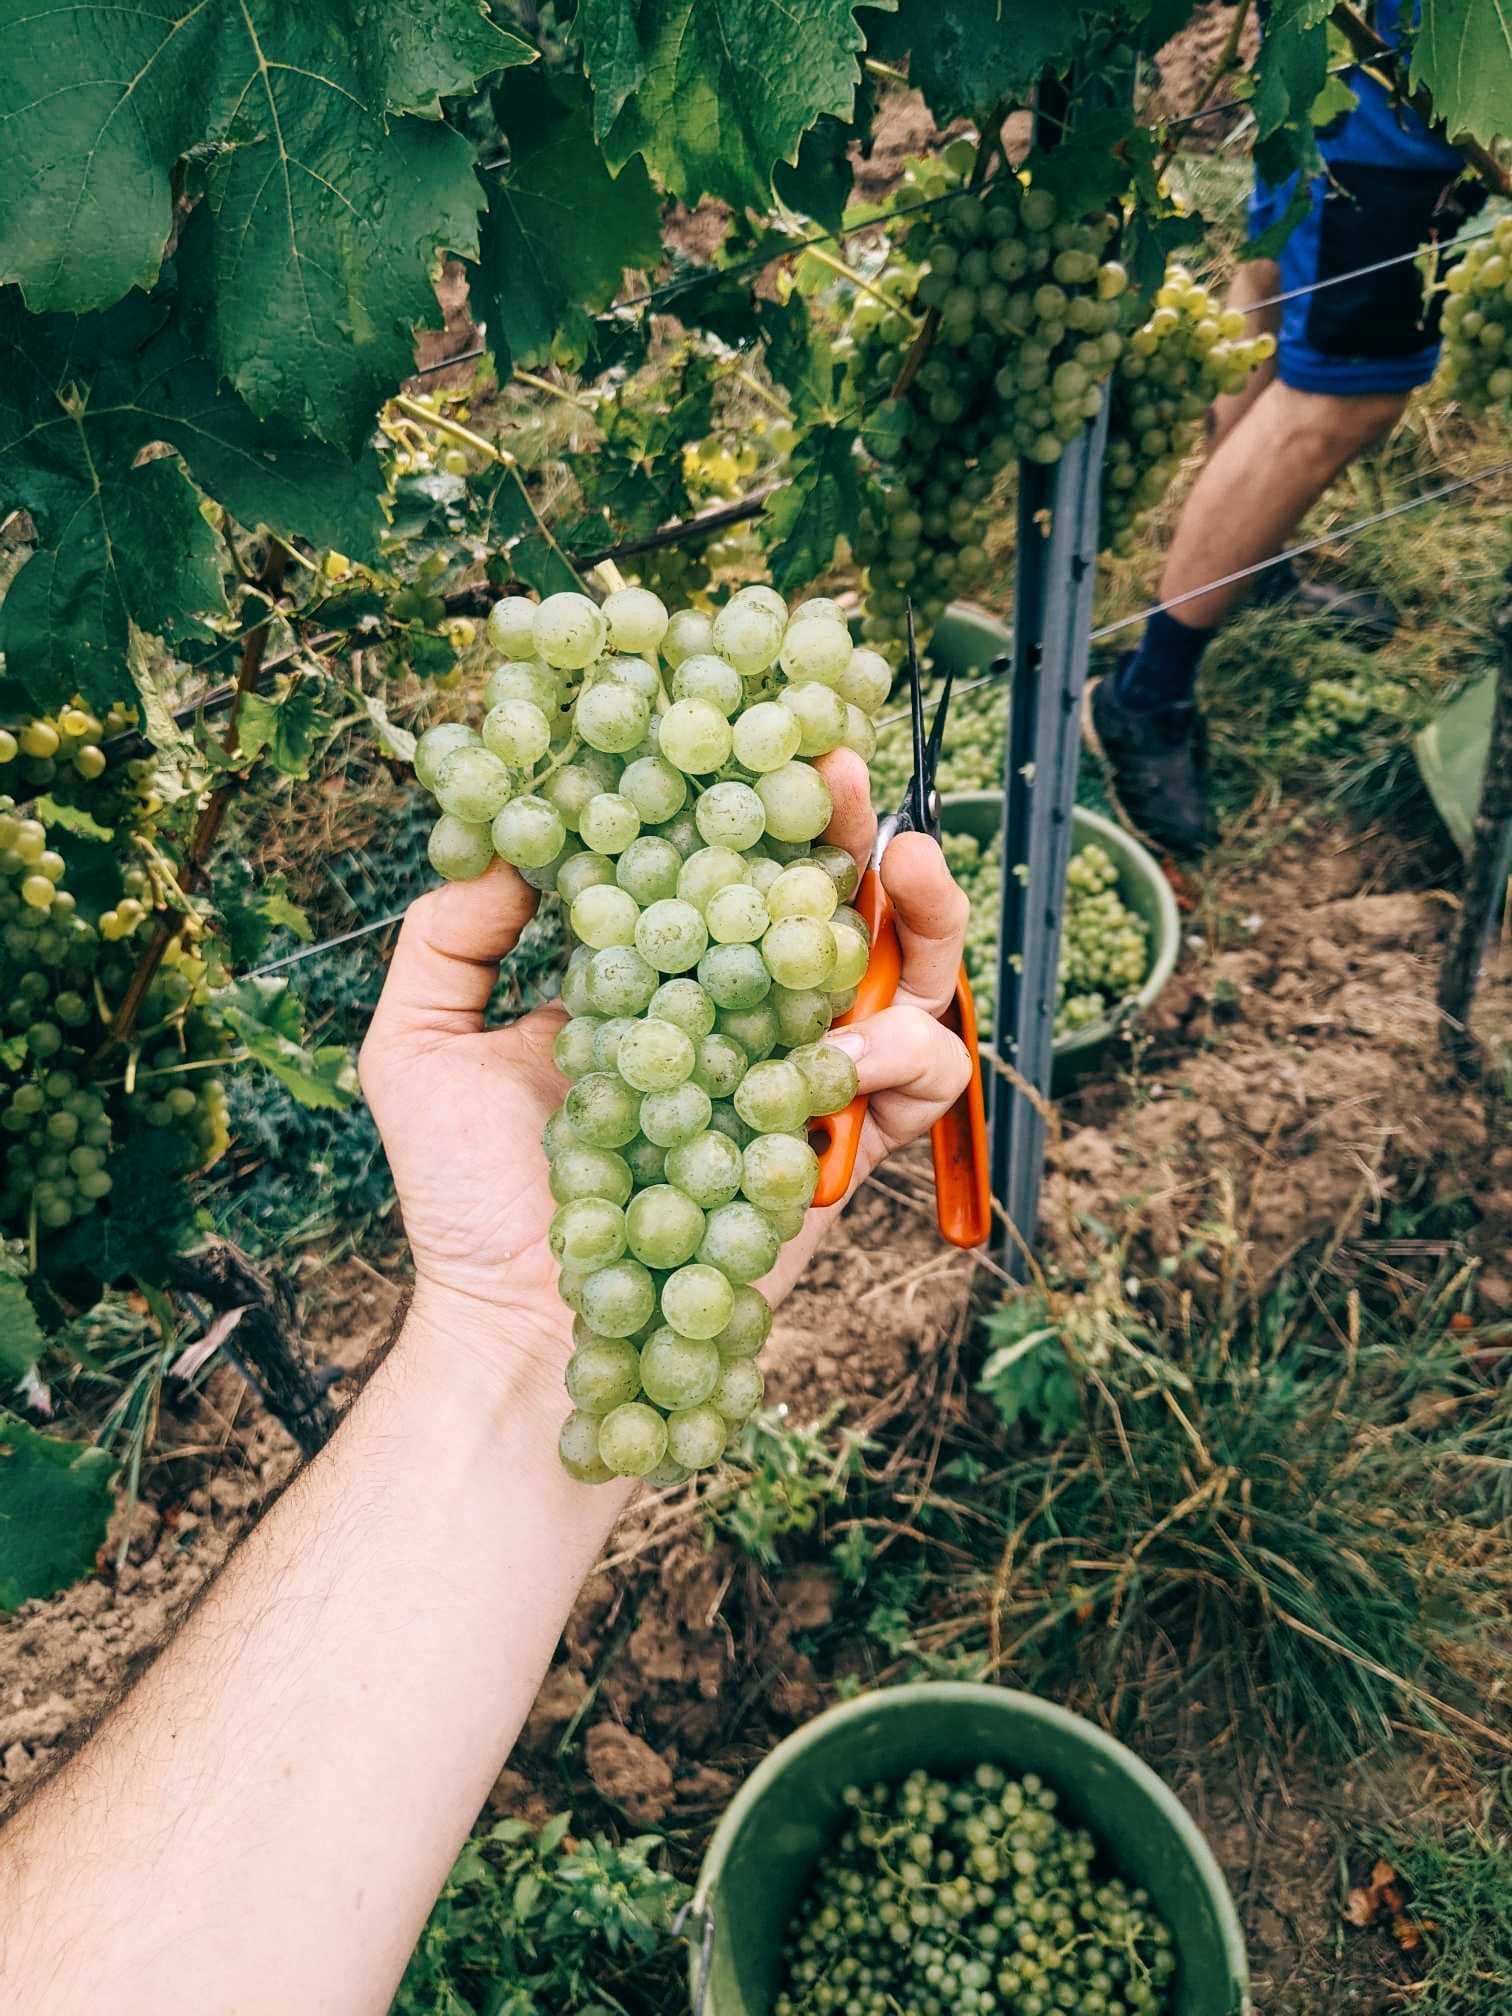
[359,750,972,1385]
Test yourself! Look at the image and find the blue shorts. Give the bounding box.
[1249,159,1464,396]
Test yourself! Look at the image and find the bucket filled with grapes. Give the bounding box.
[689,1684,1249,2016]
[411,583,897,1488]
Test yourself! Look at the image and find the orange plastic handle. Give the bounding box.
[810,866,992,1248]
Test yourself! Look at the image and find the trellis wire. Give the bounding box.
[242,448,1512,983]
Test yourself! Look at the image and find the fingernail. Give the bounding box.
[826,1029,866,1062]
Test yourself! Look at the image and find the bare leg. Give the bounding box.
[1157,381,1407,631]
[1210,259,1281,447]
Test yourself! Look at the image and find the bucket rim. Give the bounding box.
[691,1681,1249,2001]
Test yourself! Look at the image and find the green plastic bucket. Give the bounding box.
[941,791,1182,1086]
[690,1683,1250,2016]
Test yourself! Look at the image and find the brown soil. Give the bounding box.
[1140,0,1263,143]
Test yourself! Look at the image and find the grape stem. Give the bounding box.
[800,246,922,327]
[100,545,289,1053]
[530,735,582,789]
[889,96,1011,401]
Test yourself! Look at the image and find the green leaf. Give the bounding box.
[1412,0,1512,145]
[578,0,881,210]
[863,0,1075,122]
[0,1412,117,1611]
[0,1276,44,1386]
[50,1127,198,1290]
[476,72,661,376]
[361,691,419,766]
[0,278,381,712]
[774,114,855,232]
[1020,110,1147,223]
[34,795,114,843]
[236,679,329,778]
[1251,0,1331,187]
[762,423,861,593]
[221,979,358,1110]
[216,860,313,966]
[0,2,510,451]
[509,532,584,597]
[760,298,841,424]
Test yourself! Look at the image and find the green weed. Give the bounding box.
[1356,1824,1512,2011]
[706,1408,872,1568]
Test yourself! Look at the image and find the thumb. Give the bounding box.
[366,862,538,1044]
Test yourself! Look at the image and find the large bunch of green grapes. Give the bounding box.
[0,799,232,1240]
[414,584,896,1486]
[1436,215,1512,408]
[942,827,1149,1039]
[846,157,1131,659]
[774,1764,1176,2016]
[1101,265,1274,553]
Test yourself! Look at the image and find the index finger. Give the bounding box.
[365,861,538,1048]
[880,831,970,1018]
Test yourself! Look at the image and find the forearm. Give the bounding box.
[0,1294,628,2016]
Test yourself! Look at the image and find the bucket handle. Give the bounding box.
[672,1894,716,2016]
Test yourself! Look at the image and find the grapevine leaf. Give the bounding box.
[236,680,329,778]
[1411,0,1512,146]
[578,0,882,211]
[220,980,358,1111]
[216,862,313,967]
[0,1412,117,1611]
[48,1128,198,1296]
[476,72,661,375]
[863,0,1077,122]
[1020,111,1147,222]
[760,298,841,424]
[510,533,585,597]
[0,280,380,711]
[763,424,861,593]
[1251,0,1331,187]
[0,2,509,450]
[0,1276,44,1386]
[34,796,114,844]
[361,692,419,767]
[774,115,855,232]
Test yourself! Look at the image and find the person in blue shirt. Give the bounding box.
[1086,1,1481,856]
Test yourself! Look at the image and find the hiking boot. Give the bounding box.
[1248,556,1398,645]
[1082,674,1218,859]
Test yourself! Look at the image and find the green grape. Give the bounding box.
[616,836,683,906]
[734,1058,810,1133]
[771,986,832,1048]
[428,814,494,882]
[677,846,747,912]
[578,792,641,855]
[715,1001,779,1063]
[672,653,744,716]
[635,897,709,974]
[486,658,561,714]
[779,616,853,684]
[768,862,838,922]
[662,608,715,667]
[585,945,658,1016]
[729,584,788,624]
[788,1039,860,1116]
[833,647,891,714]
[755,764,833,844]
[664,1129,744,1209]
[580,1259,657,1338]
[548,1197,627,1268]
[713,1284,772,1358]
[712,1357,765,1423]
[762,917,836,990]
[660,1262,735,1340]
[481,698,551,766]
[624,1135,669,1186]
[598,1401,669,1478]
[625,1184,707,1268]
[742,1131,820,1211]
[415,720,482,790]
[705,882,770,945]
[637,1081,714,1148]
[601,654,660,703]
[572,884,641,950]
[691,1031,749,1098]
[566,1338,643,1413]
[553,1018,602,1078]
[694,780,766,851]
[535,591,607,669]
[591,1017,635,1071]
[697,942,771,1011]
[486,595,540,657]
[575,682,650,754]
[780,681,848,756]
[549,1144,633,1206]
[619,755,687,823]
[828,921,869,991]
[665,1402,728,1470]
[564,1072,641,1149]
[557,852,617,905]
[434,746,513,823]
[732,701,802,773]
[659,697,733,774]
[697,1198,781,1282]
[491,795,566,870]
[602,585,669,654]
[615,1017,696,1092]
[712,599,783,675]
[646,977,716,1040]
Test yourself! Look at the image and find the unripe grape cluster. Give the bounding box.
[774,1764,1176,2016]
[942,828,1150,1038]
[0,698,131,799]
[413,583,898,1486]
[0,796,233,1238]
[847,156,1131,658]
[1435,215,1512,409]
[1101,265,1273,553]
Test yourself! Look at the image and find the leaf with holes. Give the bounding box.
[236,680,329,778]
[577,0,882,211]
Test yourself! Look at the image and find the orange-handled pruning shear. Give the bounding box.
[809,606,992,1247]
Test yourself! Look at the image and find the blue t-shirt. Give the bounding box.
[1320,0,1463,172]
